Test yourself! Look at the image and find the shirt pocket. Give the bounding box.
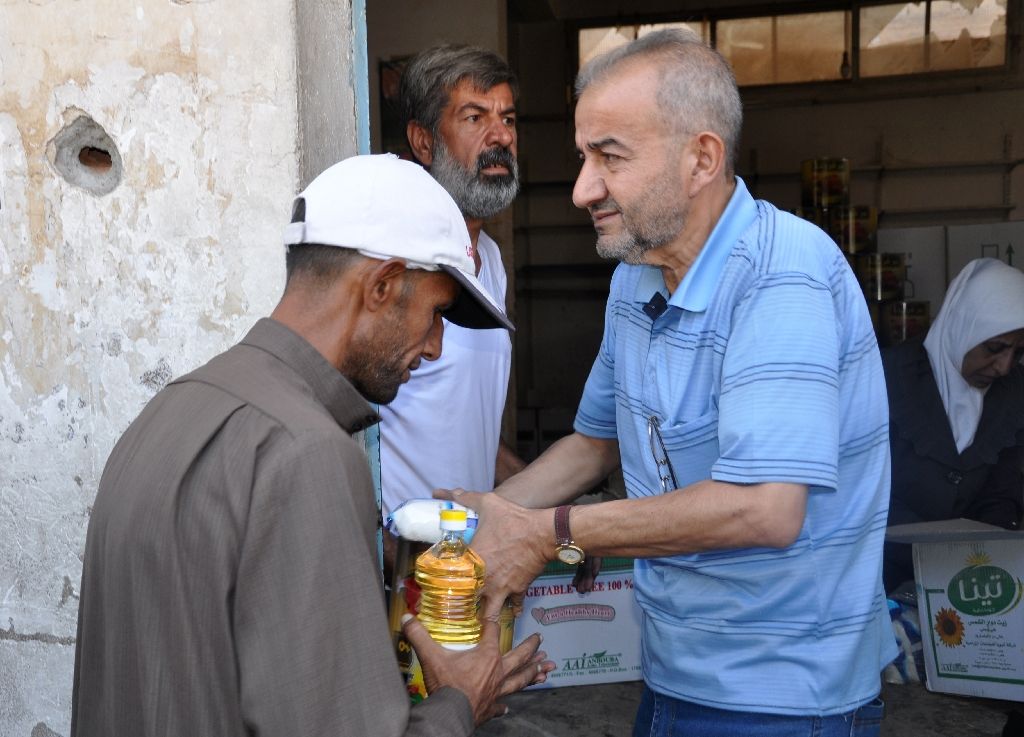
[653,409,720,490]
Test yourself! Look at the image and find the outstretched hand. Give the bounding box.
[434,488,551,620]
[401,613,554,725]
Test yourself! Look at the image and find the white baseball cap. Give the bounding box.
[283,154,513,332]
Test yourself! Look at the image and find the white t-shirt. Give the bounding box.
[379,231,511,518]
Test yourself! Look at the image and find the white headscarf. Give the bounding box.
[924,258,1024,453]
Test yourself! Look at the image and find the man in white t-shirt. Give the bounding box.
[376,45,526,543]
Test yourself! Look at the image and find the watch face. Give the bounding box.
[556,546,584,565]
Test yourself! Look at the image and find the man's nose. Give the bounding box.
[573,159,606,209]
[484,115,514,149]
[422,313,444,362]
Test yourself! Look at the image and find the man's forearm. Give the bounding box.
[449,478,809,603]
[496,432,620,509]
[569,480,808,558]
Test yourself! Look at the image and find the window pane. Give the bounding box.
[861,3,928,76]
[861,1,1005,77]
[578,22,708,68]
[777,12,849,83]
[928,0,1006,71]
[637,22,708,42]
[718,12,848,86]
[579,27,636,69]
[717,17,773,85]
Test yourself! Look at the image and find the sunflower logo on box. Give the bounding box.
[933,607,965,648]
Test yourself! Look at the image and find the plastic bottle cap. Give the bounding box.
[439,508,468,531]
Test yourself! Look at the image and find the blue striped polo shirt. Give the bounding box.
[574,178,897,716]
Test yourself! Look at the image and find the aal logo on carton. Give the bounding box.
[562,651,623,672]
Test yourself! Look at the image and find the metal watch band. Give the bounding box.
[555,504,572,545]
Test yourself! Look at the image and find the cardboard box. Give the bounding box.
[887,519,1024,702]
[513,557,643,689]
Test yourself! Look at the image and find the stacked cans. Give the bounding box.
[795,157,928,347]
[797,157,873,259]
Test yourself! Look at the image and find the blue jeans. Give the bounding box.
[633,686,884,737]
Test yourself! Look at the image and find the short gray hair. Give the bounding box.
[575,29,743,174]
[399,44,518,135]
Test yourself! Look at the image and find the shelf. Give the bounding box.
[878,204,1015,220]
[521,180,576,192]
[525,157,1024,190]
[746,158,1024,179]
[856,159,1024,174]
[514,223,592,235]
[515,262,615,296]
[517,263,615,275]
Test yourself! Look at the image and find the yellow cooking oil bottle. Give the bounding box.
[414,508,484,648]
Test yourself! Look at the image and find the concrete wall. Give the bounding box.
[297,0,366,185]
[0,2,360,735]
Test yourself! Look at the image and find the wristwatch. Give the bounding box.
[554,505,585,565]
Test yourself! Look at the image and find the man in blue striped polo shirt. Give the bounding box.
[439,28,896,736]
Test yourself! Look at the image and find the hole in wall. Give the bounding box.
[78,146,113,172]
[49,114,123,196]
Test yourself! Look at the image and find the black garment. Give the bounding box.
[882,339,1024,591]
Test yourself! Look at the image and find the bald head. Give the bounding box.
[575,28,742,175]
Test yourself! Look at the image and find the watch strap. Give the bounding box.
[555,505,572,545]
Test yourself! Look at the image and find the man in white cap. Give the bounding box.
[71,155,549,737]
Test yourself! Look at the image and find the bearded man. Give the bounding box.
[375,45,526,538]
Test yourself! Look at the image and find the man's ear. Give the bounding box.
[362,258,410,313]
[407,121,435,167]
[685,131,727,198]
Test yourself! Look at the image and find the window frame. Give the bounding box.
[571,0,1020,107]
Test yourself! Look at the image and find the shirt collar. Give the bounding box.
[241,318,381,433]
[634,176,757,313]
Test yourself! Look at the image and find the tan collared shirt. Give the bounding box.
[72,318,472,737]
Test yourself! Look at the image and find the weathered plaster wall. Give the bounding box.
[0,2,312,734]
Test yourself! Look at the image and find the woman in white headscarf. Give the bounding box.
[883,258,1024,592]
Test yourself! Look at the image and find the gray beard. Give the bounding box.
[596,229,655,265]
[429,140,519,219]
[594,166,686,264]
[594,202,686,265]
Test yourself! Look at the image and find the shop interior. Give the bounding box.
[367,0,1023,465]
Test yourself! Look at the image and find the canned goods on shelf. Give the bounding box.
[880,300,931,347]
[857,252,906,301]
[795,206,829,229]
[801,158,850,210]
[829,206,878,255]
